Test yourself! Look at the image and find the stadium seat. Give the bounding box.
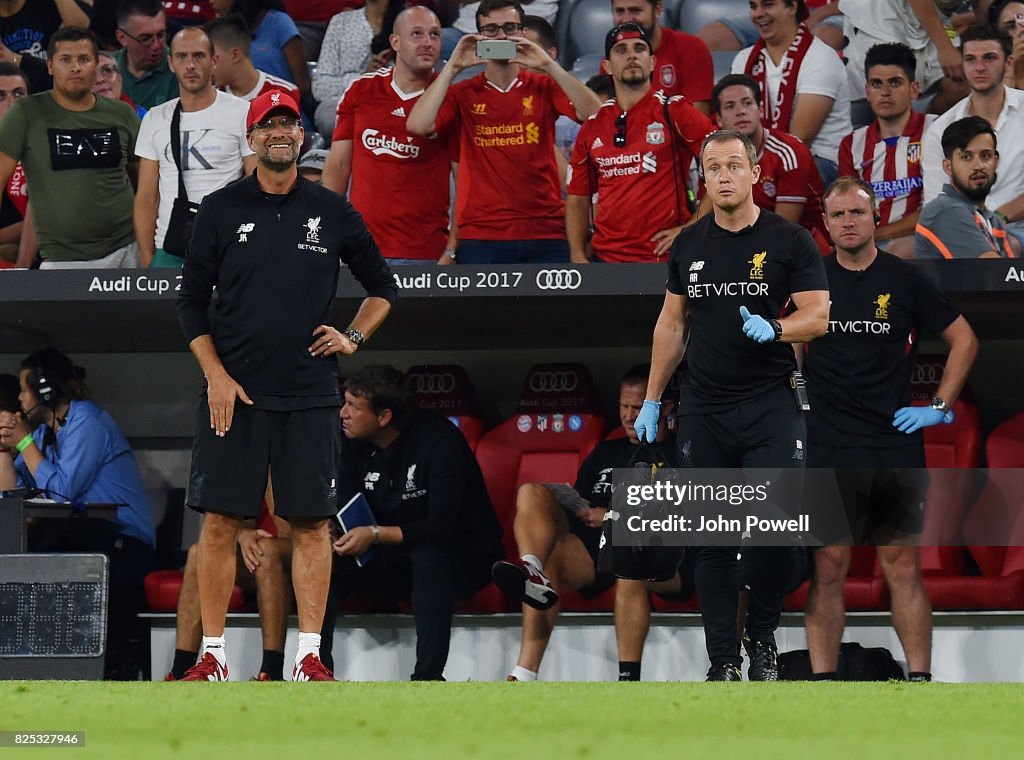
[475,363,605,561]
[563,0,614,65]
[676,0,750,35]
[144,570,248,613]
[923,413,1024,610]
[569,53,604,84]
[406,364,485,451]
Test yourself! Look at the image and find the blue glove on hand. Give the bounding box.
[739,305,776,343]
[634,400,661,444]
[892,406,954,434]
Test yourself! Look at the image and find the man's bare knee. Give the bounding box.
[879,547,921,588]
[813,546,850,588]
[516,483,556,515]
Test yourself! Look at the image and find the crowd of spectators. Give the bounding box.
[0,0,1019,268]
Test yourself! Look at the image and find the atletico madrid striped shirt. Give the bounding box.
[837,111,935,227]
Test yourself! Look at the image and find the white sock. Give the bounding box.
[521,554,544,576]
[511,665,538,682]
[295,631,321,665]
[201,635,226,666]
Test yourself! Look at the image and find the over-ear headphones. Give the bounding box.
[34,363,56,408]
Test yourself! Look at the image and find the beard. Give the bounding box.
[258,144,300,171]
[952,170,997,202]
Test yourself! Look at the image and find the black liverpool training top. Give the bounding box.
[177,173,398,410]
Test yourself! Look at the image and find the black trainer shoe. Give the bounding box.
[706,662,742,681]
[743,635,779,682]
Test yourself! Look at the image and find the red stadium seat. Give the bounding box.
[144,570,248,613]
[475,363,605,560]
[785,547,888,611]
[406,364,485,451]
[925,412,1024,610]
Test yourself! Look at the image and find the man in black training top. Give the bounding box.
[321,366,504,681]
[803,176,977,683]
[634,128,830,681]
[176,90,397,682]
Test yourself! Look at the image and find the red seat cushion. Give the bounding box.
[144,570,247,612]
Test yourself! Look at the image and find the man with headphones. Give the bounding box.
[634,128,830,681]
[802,176,978,682]
[0,347,156,679]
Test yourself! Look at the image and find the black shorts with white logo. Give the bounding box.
[187,399,340,519]
[807,441,928,544]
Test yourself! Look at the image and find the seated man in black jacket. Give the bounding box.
[320,365,504,681]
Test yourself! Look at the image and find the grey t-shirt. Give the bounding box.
[0,93,140,262]
[916,183,1013,259]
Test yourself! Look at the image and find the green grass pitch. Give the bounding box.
[2,681,1023,758]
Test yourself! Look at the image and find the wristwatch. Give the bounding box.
[931,397,950,414]
[343,327,364,347]
[768,318,783,342]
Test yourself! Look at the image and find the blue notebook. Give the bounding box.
[336,492,378,567]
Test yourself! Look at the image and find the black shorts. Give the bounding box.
[807,442,928,544]
[567,519,616,592]
[187,400,340,519]
[677,385,807,469]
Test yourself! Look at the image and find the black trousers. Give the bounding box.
[320,544,491,680]
[677,385,807,667]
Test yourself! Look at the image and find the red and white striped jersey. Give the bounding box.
[838,111,935,227]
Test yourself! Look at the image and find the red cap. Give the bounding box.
[246,89,301,131]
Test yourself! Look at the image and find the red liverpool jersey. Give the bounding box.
[334,69,454,260]
[567,89,713,262]
[756,128,827,241]
[435,70,577,240]
[601,27,714,104]
[838,111,934,227]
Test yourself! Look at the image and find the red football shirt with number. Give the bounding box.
[334,69,454,260]
[755,128,828,243]
[568,89,713,262]
[435,70,577,240]
[600,27,714,104]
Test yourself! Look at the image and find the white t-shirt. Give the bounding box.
[732,36,852,164]
[838,0,929,50]
[921,86,1024,210]
[454,1,559,33]
[135,90,254,248]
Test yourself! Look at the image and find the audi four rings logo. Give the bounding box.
[535,269,582,290]
[410,373,456,394]
[529,371,579,393]
[911,364,944,386]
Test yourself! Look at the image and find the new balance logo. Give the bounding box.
[390,106,406,117]
[237,222,255,242]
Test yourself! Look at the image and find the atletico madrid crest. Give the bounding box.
[906,142,921,163]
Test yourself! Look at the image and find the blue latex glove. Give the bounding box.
[892,406,954,434]
[739,305,776,343]
[634,400,661,444]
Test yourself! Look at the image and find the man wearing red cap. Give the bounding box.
[176,88,398,682]
[566,23,714,263]
[605,0,714,115]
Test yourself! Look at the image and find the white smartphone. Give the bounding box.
[477,40,516,60]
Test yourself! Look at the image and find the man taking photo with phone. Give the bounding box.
[407,0,601,265]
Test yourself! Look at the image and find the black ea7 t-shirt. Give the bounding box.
[803,251,960,446]
[666,210,828,413]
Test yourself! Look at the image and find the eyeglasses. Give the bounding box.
[0,88,27,103]
[250,116,302,132]
[117,27,167,46]
[477,22,524,37]
[97,64,120,78]
[614,112,627,147]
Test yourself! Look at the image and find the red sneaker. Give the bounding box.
[249,672,273,682]
[180,652,229,682]
[164,673,176,681]
[292,653,334,682]
[492,558,558,610]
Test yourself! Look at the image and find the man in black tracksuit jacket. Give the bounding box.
[321,365,504,681]
[176,90,397,681]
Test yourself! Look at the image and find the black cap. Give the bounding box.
[604,23,652,59]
